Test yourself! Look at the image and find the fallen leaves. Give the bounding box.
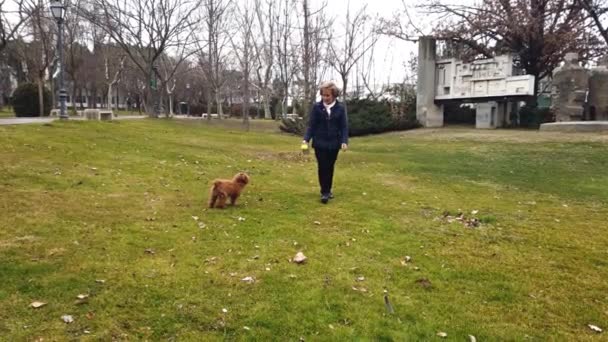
[400,255,413,266]
[588,324,603,333]
[61,315,74,324]
[440,211,481,228]
[30,301,46,309]
[241,276,255,284]
[436,331,447,338]
[415,278,433,290]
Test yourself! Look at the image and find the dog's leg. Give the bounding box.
[229,193,239,206]
[208,187,218,208]
[216,192,227,209]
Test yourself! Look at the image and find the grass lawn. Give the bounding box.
[0,107,15,118]
[1,120,607,340]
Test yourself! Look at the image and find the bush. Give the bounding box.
[347,99,419,136]
[279,98,419,136]
[189,103,218,116]
[228,103,260,118]
[518,105,553,128]
[11,83,52,117]
[279,117,306,135]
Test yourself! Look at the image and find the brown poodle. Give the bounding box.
[208,172,250,209]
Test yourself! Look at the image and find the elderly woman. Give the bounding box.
[302,81,349,204]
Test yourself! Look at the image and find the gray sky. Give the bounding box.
[311,0,427,89]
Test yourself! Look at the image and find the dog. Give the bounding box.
[208,172,250,209]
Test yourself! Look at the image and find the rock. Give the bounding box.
[293,252,307,264]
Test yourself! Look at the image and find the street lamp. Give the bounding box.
[186,83,191,116]
[50,0,67,120]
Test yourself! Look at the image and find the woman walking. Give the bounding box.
[302,81,349,204]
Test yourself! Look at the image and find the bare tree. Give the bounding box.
[377,0,423,43]
[298,0,330,117]
[229,0,257,130]
[0,0,31,52]
[275,0,298,118]
[19,0,55,116]
[253,0,276,119]
[578,0,608,46]
[326,4,378,107]
[64,0,88,113]
[83,0,202,117]
[158,54,192,117]
[105,53,125,112]
[198,0,232,120]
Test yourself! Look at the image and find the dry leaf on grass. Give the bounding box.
[588,324,603,333]
[61,315,74,324]
[241,276,255,284]
[437,331,447,338]
[30,301,46,309]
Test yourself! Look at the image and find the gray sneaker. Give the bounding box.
[320,194,329,204]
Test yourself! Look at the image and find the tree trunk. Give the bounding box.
[37,78,44,116]
[341,74,349,116]
[107,83,113,111]
[263,89,272,119]
[71,84,78,115]
[302,0,311,120]
[215,91,223,118]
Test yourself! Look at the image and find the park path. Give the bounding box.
[0,115,146,125]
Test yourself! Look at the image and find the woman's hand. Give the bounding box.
[341,143,348,150]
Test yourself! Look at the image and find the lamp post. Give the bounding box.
[186,83,190,116]
[50,0,67,120]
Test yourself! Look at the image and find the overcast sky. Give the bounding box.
[313,0,423,88]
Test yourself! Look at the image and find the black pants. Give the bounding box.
[314,148,340,195]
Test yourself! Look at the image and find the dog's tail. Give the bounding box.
[212,180,222,189]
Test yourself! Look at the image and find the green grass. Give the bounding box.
[1,121,607,340]
[0,107,15,118]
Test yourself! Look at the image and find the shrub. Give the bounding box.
[347,98,419,136]
[518,105,553,128]
[279,117,306,135]
[229,103,260,118]
[11,83,52,117]
[279,98,419,136]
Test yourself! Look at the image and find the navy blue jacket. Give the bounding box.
[303,101,349,150]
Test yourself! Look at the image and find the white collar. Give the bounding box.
[323,101,336,109]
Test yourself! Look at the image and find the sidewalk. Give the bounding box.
[0,115,146,125]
